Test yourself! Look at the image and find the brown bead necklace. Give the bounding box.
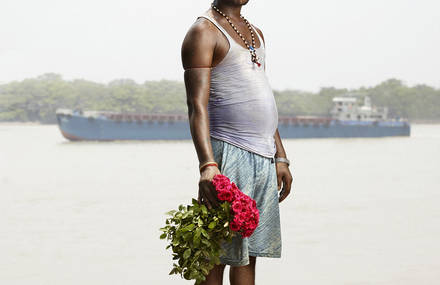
[211,3,262,67]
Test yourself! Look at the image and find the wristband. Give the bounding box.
[199,161,218,172]
[275,157,290,166]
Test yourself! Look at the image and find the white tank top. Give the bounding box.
[198,12,278,158]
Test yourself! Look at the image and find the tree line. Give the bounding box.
[0,73,439,124]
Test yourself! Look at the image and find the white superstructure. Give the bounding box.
[330,96,388,121]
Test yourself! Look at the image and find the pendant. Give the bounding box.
[251,55,262,67]
[249,47,262,67]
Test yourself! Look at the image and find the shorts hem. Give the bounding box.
[249,251,281,258]
[220,252,281,266]
[219,257,250,267]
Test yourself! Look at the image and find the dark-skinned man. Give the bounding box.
[181,1,293,284]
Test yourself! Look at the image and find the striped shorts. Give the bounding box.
[210,136,282,266]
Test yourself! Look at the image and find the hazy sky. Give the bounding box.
[1,0,439,91]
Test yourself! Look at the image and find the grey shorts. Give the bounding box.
[210,136,282,266]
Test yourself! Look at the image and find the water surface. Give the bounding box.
[0,124,439,284]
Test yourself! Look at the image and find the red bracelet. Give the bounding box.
[199,162,218,172]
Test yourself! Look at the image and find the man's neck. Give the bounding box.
[213,0,243,20]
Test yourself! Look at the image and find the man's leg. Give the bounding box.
[229,256,257,285]
[200,264,226,285]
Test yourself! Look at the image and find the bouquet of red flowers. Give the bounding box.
[160,174,259,284]
[212,175,260,238]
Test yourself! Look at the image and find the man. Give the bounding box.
[181,1,293,284]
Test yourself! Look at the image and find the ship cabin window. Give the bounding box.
[337,108,342,112]
[338,102,343,106]
[346,114,351,119]
[357,115,361,120]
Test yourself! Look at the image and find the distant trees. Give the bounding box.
[274,79,440,121]
[0,74,439,124]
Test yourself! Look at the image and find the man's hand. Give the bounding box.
[276,162,293,203]
[198,165,221,210]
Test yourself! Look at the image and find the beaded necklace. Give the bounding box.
[211,3,262,67]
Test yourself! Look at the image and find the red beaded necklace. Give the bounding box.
[211,3,262,67]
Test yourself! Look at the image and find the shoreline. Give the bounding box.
[0,122,45,126]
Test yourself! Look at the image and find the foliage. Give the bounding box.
[159,174,260,284]
[160,198,235,285]
[1,74,439,123]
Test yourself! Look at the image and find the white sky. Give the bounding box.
[0,0,439,91]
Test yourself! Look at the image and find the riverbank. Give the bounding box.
[0,121,43,126]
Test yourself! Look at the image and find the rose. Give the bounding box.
[212,174,261,238]
[229,221,241,232]
[231,200,244,212]
[217,187,234,202]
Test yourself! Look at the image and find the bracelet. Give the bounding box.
[275,157,290,166]
[199,161,218,172]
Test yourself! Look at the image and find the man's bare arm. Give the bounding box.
[182,19,221,209]
[274,127,293,203]
[274,128,287,158]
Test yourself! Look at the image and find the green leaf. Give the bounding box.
[201,267,209,275]
[183,224,195,231]
[201,205,208,215]
[159,233,167,239]
[194,250,201,258]
[201,239,211,247]
[201,228,209,238]
[201,250,210,257]
[193,236,201,247]
[183,232,192,241]
[197,216,204,226]
[208,221,217,229]
[183,248,191,259]
[183,270,191,280]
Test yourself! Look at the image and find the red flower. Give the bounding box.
[212,174,260,238]
[230,221,241,232]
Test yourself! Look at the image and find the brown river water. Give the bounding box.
[0,124,439,284]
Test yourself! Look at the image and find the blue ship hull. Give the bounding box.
[278,121,410,138]
[56,110,410,141]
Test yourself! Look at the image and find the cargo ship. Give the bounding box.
[56,96,410,141]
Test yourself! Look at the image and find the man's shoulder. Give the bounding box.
[181,12,220,68]
[182,19,218,50]
[186,14,220,40]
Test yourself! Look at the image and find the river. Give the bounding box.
[0,124,439,284]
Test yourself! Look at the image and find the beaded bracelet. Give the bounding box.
[199,161,218,172]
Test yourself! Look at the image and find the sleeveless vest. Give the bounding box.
[198,12,278,158]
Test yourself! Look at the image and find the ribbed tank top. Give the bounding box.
[198,12,279,158]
